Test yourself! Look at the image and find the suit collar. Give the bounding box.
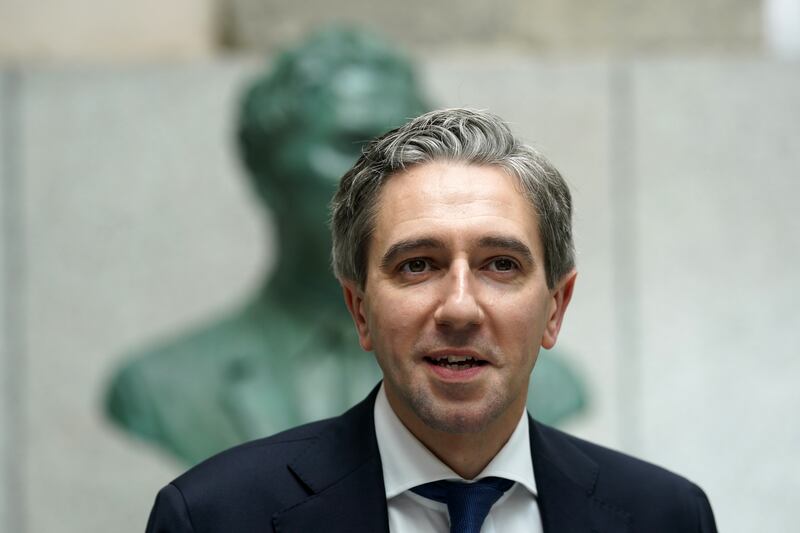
[272,389,632,533]
[531,417,631,533]
[272,385,389,533]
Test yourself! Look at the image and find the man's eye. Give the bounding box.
[401,259,429,273]
[489,258,517,272]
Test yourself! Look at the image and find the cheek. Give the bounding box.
[376,287,432,322]
[367,292,425,348]
[495,294,551,348]
[380,317,419,350]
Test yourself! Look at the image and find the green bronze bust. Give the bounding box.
[104,27,587,465]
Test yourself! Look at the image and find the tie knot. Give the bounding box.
[411,477,514,533]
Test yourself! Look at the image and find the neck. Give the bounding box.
[386,388,526,480]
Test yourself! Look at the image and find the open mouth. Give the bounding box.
[424,355,489,370]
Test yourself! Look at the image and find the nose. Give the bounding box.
[433,262,484,329]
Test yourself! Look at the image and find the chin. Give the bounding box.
[410,391,509,435]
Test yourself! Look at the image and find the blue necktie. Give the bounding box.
[411,476,514,533]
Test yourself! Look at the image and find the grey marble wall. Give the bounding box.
[632,59,800,533]
[6,61,267,533]
[0,56,797,533]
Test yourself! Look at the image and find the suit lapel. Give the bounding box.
[531,418,631,533]
[272,386,389,533]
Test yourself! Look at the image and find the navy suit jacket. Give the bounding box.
[146,385,717,532]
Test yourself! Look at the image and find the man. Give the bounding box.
[146,108,718,532]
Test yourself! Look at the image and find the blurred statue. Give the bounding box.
[104,27,587,466]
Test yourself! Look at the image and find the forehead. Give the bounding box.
[370,162,542,257]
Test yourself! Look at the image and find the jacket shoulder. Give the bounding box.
[162,417,335,531]
[551,425,699,489]
[534,422,717,532]
[175,416,331,488]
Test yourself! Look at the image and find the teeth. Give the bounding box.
[436,355,476,363]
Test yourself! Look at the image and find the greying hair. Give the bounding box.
[330,108,574,289]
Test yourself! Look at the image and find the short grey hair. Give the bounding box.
[330,108,574,289]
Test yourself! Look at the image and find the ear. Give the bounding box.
[541,269,577,350]
[340,279,373,352]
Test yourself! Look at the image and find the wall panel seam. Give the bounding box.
[609,60,642,454]
[1,66,27,533]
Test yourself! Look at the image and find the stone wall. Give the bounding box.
[226,0,762,54]
[0,0,217,62]
[0,0,764,61]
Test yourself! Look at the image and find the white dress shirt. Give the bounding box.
[374,385,543,533]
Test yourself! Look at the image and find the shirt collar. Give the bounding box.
[373,383,537,499]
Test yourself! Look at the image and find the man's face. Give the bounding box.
[343,162,575,435]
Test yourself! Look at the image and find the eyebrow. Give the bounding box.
[379,235,535,270]
[380,237,445,270]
